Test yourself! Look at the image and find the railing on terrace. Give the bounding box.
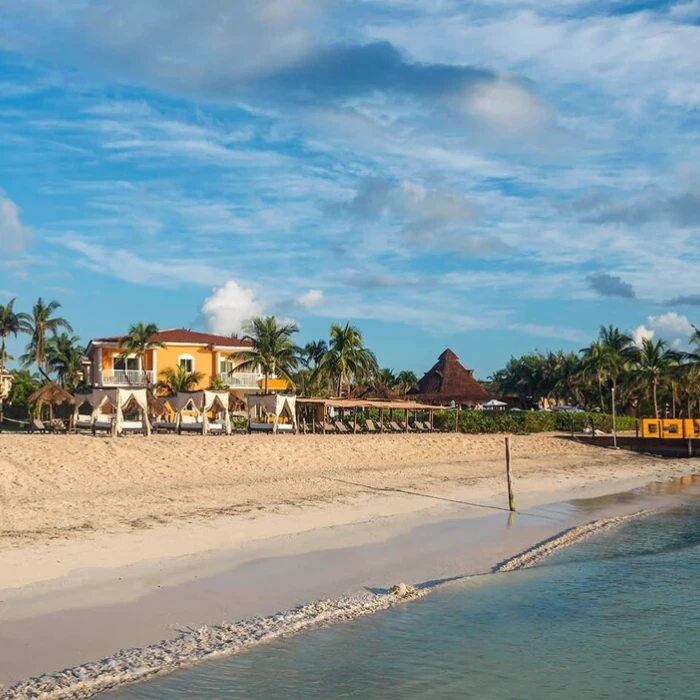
[218,372,262,388]
[100,370,154,386]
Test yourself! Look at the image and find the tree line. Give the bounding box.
[489,325,700,419]
[0,302,420,420]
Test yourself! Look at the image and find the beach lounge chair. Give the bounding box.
[152,419,177,433]
[344,421,358,434]
[389,421,404,433]
[92,417,114,435]
[365,419,378,433]
[335,421,350,434]
[74,414,92,431]
[121,420,145,433]
[30,418,48,433]
[411,420,424,432]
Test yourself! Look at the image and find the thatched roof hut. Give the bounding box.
[28,382,75,421]
[409,349,492,407]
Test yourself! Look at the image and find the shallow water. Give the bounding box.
[108,494,700,699]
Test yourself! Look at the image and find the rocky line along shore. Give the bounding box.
[493,510,650,572]
[1,585,425,700]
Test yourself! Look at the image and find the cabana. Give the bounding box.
[28,382,75,429]
[169,392,205,434]
[73,388,151,436]
[246,394,297,433]
[202,390,232,435]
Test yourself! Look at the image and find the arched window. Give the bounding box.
[178,354,195,373]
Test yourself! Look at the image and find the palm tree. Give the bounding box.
[394,370,416,398]
[21,298,72,376]
[598,325,634,421]
[157,366,204,396]
[117,323,165,385]
[635,338,680,418]
[579,339,611,413]
[46,333,86,391]
[303,340,328,369]
[0,298,31,423]
[317,322,378,397]
[376,368,397,387]
[230,316,300,393]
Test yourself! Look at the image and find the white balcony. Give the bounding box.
[100,369,155,386]
[218,371,262,389]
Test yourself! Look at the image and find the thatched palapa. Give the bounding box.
[409,349,492,407]
[28,382,75,421]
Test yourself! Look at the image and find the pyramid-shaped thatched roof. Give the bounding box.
[409,349,492,406]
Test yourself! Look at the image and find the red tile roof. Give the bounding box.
[91,329,254,348]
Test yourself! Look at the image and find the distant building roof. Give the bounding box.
[409,349,492,406]
[89,328,254,349]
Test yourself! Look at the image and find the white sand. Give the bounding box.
[0,433,697,692]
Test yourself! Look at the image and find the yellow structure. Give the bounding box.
[642,418,700,439]
[85,329,267,398]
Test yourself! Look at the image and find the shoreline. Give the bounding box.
[1,434,699,693]
[4,486,698,700]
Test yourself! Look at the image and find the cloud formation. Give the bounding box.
[295,289,325,309]
[0,191,29,254]
[200,279,265,335]
[631,312,694,349]
[586,271,636,299]
[576,190,700,228]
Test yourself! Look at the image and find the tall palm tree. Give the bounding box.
[317,322,378,397]
[117,323,165,385]
[21,298,72,376]
[598,325,634,420]
[0,298,31,423]
[230,316,300,393]
[579,339,611,413]
[46,333,86,391]
[635,338,679,418]
[156,366,204,396]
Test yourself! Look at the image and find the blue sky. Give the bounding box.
[2,0,700,377]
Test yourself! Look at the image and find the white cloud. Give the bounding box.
[201,279,266,335]
[59,235,229,287]
[631,312,694,349]
[0,191,30,254]
[461,78,551,133]
[295,289,325,309]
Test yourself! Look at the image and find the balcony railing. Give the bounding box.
[218,372,262,389]
[100,370,154,386]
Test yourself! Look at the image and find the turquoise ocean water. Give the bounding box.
[107,496,700,699]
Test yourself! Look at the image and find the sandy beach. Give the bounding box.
[1,433,698,695]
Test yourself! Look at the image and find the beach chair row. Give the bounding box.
[301,419,435,434]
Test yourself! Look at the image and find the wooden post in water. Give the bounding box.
[505,436,516,512]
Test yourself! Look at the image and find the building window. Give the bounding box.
[219,359,234,375]
[113,355,140,371]
[179,354,195,373]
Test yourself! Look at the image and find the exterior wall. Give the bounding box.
[153,344,219,390]
[87,341,255,392]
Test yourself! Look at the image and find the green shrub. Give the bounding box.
[431,409,636,435]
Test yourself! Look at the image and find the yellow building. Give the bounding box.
[85,329,265,397]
